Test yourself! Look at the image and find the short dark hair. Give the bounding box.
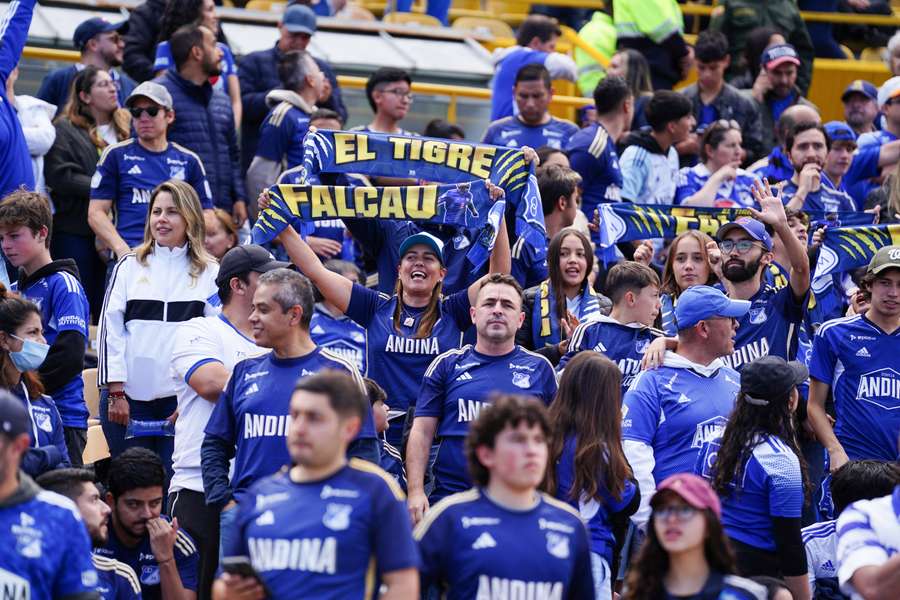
[36,468,96,501]
[537,164,581,217]
[786,122,830,153]
[515,63,551,89]
[645,90,693,132]
[477,272,525,309]
[535,146,566,166]
[423,119,465,140]
[169,25,205,71]
[605,261,660,305]
[293,369,367,422]
[515,15,561,47]
[830,460,900,515]
[217,271,250,306]
[365,67,411,112]
[695,30,729,63]
[364,377,386,406]
[258,268,315,328]
[107,448,165,499]
[0,189,53,248]
[466,395,551,487]
[310,108,343,126]
[593,75,632,116]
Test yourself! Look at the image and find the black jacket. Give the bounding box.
[43,119,99,238]
[122,0,167,83]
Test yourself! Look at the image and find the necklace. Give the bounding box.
[399,304,417,327]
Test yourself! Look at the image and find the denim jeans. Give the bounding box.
[99,390,176,480]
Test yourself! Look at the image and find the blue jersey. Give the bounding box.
[556,434,638,564]
[566,123,623,215]
[417,345,558,498]
[415,489,594,600]
[91,139,214,248]
[224,461,418,600]
[558,315,661,393]
[623,355,740,483]
[95,518,198,599]
[491,48,549,120]
[779,181,857,213]
[204,349,370,504]
[92,555,143,600]
[674,164,761,208]
[438,186,478,227]
[696,433,804,552]
[0,479,98,600]
[154,40,237,89]
[255,102,311,170]
[724,283,805,370]
[748,147,793,184]
[13,382,69,477]
[809,314,900,461]
[310,304,367,373]
[660,293,677,336]
[0,0,37,196]
[481,116,578,150]
[827,144,882,207]
[12,262,90,428]
[857,128,897,150]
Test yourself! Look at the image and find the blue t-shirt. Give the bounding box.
[223,462,418,600]
[723,283,806,370]
[255,102,311,170]
[416,345,558,497]
[809,314,900,461]
[696,433,804,552]
[92,555,142,600]
[857,128,897,150]
[555,434,638,564]
[13,383,69,477]
[415,489,594,600]
[566,123,623,216]
[825,143,882,207]
[95,518,198,600]
[0,485,98,600]
[491,48,550,121]
[749,147,793,184]
[779,180,858,213]
[13,266,90,428]
[153,40,237,90]
[623,358,740,483]
[698,103,718,128]
[481,116,579,150]
[309,304,367,374]
[203,348,369,505]
[557,316,660,393]
[90,139,214,248]
[0,0,36,197]
[674,164,761,208]
[769,94,796,125]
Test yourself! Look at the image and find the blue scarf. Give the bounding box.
[531,279,601,349]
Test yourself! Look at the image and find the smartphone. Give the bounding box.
[221,556,269,596]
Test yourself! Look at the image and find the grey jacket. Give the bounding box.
[681,82,765,164]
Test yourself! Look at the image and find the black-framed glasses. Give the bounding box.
[653,505,698,522]
[129,106,162,119]
[719,239,763,254]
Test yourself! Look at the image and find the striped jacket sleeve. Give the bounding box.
[98,256,131,385]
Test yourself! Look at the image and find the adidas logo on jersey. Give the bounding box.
[677,393,692,404]
[822,560,835,573]
[472,532,497,549]
[127,165,142,175]
[592,342,608,352]
[856,347,871,357]
[457,372,473,381]
[311,325,325,335]
[246,383,260,395]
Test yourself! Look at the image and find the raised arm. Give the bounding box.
[750,179,810,300]
[0,0,37,85]
[466,182,511,306]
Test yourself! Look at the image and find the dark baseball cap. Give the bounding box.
[740,356,808,405]
[761,43,801,70]
[717,217,773,252]
[0,391,30,439]
[282,4,316,35]
[74,17,128,50]
[841,80,878,103]
[215,245,289,287]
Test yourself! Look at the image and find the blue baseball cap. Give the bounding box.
[716,217,773,252]
[282,4,316,35]
[675,285,751,330]
[824,121,856,143]
[398,232,444,264]
[761,43,800,70]
[841,80,878,102]
[73,17,128,50]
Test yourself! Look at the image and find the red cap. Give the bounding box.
[652,473,721,518]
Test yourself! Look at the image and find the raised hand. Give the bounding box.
[749,179,787,229]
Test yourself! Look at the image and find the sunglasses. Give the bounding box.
[129,106,163,119]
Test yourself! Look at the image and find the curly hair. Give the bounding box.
[158,0,205,42]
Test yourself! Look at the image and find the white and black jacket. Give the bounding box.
[99,244,219,401]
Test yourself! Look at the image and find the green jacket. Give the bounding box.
[575,12,617,96]
[710,0,814,95]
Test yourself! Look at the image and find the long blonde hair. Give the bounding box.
[61,65,130,150]
[136,180,213,281]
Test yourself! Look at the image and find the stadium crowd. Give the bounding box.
[3,0,900,599]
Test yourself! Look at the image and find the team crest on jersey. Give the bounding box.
[13,512,42,559]
[169,165,186,180]
[34,411,52,433]
[748,306,768,325]
[635,338,650,354]
[545,532,569,559]
[511,372,531,389]
[322,503,352,531]
[141,565,160,585]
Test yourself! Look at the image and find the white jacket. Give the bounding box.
[99,244,219,401]
[14,94,56,197]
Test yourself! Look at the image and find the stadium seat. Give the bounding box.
[452,0,486,10]
[82,368,100,424]
[452,16,515,38]
[861,47,887,62]
[840,45,855,59]
[82,424,109,465]
[339,3,378,20]
[245,0,285,11]
[384,11,443,27]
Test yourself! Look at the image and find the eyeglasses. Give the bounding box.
[718,239,764,254]
[129,106,162,119]
[653,505,698,522]
[381,88,414,101]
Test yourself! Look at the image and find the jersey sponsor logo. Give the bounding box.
[856,347,871,357]
[166,157,187,166]
[244,371,269,381]
[512,372,531,389]
[243,413,290,439]
[248,537,337,574]
[255,491,290,509]
[500,130,517,140]
[456,362,480,370]
[458,399,488,422]
[384,334,440,354]
[13,512,42,559]
[131,188,151,205]
[472,532,497,549]
[545,532,569,559]
[123,154,145,162]
[856,368,900,409]
[722,337,770,370]
[0,568,31,599]
[691,416,728,449]
[320,485,360,500]
[850,334,876,341]
[256,510,275,526]
[322,503,352,531]
[475,575,563,600]
[509,363,536,372]
[461,516,500,528]
[127,164,142,175]
[58,315,87,329]
[538,519,574,534]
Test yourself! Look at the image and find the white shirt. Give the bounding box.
[169,313,266,493]
[837,487,900,599]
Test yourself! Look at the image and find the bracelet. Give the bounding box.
[109,391,126,401]
[157,557,174,565]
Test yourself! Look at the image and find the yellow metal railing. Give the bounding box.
[679,2,900,27]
